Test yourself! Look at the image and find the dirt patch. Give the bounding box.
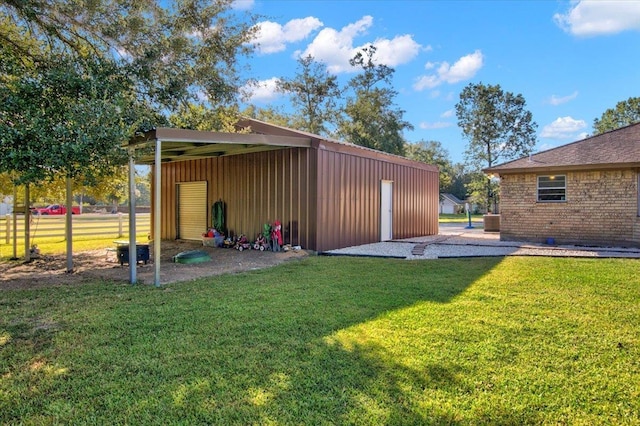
[0,240,310,290]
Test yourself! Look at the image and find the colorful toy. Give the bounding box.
[253,234,268,251]
[270,220,283,252]
[235,234,251,251]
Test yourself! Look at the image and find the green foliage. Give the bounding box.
[241,104,297,128]
[404,140,454,191]
[0,54,136,185]
[169,103,241,132]
[338,46,412,155]
[456,82,537,211]
[276,55,341,136]
[593,96,640,134]
[0,0,257,110]
[0,257,638,423]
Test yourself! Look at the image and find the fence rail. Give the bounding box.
[3,213,151,244]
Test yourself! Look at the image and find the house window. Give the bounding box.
[537,175,566,202]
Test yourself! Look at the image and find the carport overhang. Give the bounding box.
[125,127,312,286]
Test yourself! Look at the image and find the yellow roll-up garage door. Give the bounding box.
[177,181,207,240]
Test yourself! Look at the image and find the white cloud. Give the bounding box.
[232,0,254,10]
[419,121,452,130]
[440,109,454,118]
[297,16,373,73]
[370,35,422,67]
[252,17,323,54]
[299,16,421,73]
[540,116,587,139]
[241,77,281,102]
[548,91,579,105]
[554,0,640,36]
[413,50,484,91]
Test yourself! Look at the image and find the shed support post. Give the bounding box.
[66,177,73,273]
[153,138,162,287]
[128,150,137,284]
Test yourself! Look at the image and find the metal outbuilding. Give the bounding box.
[128,118,439,285]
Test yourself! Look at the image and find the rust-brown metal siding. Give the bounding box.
[154,147,316,249]
[313,143,439,252]
[152,139,438,252]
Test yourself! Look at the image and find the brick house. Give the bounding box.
[484,122,640,248]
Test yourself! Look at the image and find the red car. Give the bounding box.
[32,204,81,215]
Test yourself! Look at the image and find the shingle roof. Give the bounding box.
[440,193,464,205]
[484,122,640,174]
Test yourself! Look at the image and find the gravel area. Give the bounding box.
[323,224,640,260]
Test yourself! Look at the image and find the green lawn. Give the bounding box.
[1,256,639,424]
[0,234,151,260]
[439,213,484,223]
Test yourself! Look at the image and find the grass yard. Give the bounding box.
[438,213,483,223]
[1,256,639,424]
[0,234,151,260]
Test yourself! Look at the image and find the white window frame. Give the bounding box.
[537,175,566,202]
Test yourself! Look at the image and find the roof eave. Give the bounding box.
[485,162,640,175]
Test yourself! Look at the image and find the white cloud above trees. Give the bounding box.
[540,116,587,139]
[548,91,579,105]
[298,16,422,73]
[241,77,281,102]
[252,17,323,54]
[554,0,640,36]
[413,50,484,90]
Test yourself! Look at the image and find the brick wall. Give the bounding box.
[499,169,640,247]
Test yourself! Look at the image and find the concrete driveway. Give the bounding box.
[324,223,640,259]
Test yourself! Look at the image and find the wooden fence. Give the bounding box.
[3,213,151,244]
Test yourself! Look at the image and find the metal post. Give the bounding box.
[11,186,17,259]
[4,214,9,245]
[153,139,162,287]
[128,151,137,284]
[24,184,30,262]
[66,176,73,273]
[464,202,474,229]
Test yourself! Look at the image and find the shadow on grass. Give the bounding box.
[1,256,538,424]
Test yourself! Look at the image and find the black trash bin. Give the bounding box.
[116,244,150,266]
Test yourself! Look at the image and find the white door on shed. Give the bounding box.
[380,180,393,241]
[177,181,207,240]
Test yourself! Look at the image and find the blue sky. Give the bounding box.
[234,0,640,164]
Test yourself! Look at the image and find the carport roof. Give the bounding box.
[128,127,312,164]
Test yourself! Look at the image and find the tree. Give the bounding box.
[593,97,640,134]
[169,103,241,132]
[0,54,139,186]
[241,105,297,129]
[338,45,412,155]
[455,82,537,212]
[0,0,257,110]
[276,55,341,135]
[404,140,454,192]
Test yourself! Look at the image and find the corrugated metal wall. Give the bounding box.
[153,147,317,249]
[314,145,439,252]
[152,142,438,252]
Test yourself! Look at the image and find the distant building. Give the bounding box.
[440,193,464,214]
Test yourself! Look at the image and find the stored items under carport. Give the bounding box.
[172,250,211,264]
[116,244,150,266]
